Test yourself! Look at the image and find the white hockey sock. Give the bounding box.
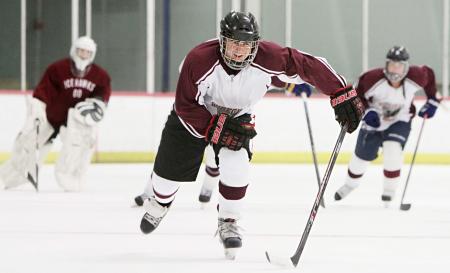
[345,154,370,188]
[201,165,220,192]
[382,141,403,198]
[152,172,180,204]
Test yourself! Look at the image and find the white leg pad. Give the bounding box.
[0,115,54,189]
[55,109,97,192]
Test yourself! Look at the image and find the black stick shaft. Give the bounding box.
[301,93,324,207]
[290,124,347,267]
[400,118,426,206]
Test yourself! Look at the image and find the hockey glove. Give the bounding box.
[205,113,257,151]
[331,86,365,133]
[363,109,381,128]
[286,83,312,97]
[74,98,107,126]
[418,97,439,118]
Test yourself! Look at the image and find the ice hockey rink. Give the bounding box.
[0,163,449,273]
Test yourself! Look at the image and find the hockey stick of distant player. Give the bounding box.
[265,123,348,268]
[301,92,324,208]
[400,117,426,211]
[27,118,40,192]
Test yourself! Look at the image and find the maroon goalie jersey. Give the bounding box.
[33,58,111,129]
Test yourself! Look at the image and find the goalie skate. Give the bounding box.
[216,218,242,260]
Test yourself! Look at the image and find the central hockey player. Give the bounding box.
[137,11,364,259]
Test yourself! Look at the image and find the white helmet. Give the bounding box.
[70,36,97,72]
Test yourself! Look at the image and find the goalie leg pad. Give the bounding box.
[55,108,97,192]
[0,116,54,189]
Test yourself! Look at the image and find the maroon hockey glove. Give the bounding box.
[205,113,257,151]
[331,86,365,133]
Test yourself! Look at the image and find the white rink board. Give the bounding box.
[0,93,449,155]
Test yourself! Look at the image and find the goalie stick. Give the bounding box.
[265,123,347,268]
[26,118,40,192]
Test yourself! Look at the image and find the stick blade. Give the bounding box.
[265,251,295,268]
[400,203,411,211]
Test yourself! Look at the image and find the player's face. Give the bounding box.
[386,61,407,83]
[76,48,93,61]
[224,39,252,62]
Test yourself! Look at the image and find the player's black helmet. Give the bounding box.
[219,11,260,70]
[384,46,410,82]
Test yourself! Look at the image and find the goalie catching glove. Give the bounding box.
[331,86,365,133]
[74,97,106,126]
[205,113,257,151]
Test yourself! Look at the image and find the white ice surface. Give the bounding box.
[0,163,449,273]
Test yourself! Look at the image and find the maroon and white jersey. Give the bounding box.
[33,58,111,129]
[175,39,347,138]
[355,66,437,131]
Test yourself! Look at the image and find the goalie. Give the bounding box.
[0,36,111,192]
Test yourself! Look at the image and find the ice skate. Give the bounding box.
[140,197,170,234]
[381,189,395,208]
[334,184,356,201]
[133,193,149,207]
[198,187,212,204]
[216,218,242,260]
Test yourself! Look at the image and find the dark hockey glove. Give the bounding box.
[363,109,381,128]
[286,83,312,97]
[205,113,257,151]
[418,97,439,118]
[330,86,365,133]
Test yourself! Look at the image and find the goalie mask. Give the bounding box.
[219,11,260,70]
[70,36,97,73]
[383,46,409,83]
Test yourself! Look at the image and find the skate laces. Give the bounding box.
[216,218,243,240]
[143,198,169,226]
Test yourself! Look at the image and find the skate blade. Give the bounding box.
[383,201,391,208]
[224,248,238,260]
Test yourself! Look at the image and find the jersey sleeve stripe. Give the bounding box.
[195,60,220,85]
[176,115,205,139]
[250,62,285,75]
[298,50,347,87]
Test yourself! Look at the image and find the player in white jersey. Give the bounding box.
[196,81,313,205]
[334,46,440,204]
[136,11,364,259]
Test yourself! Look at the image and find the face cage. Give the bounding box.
[219,35,259,70]
[383,60,409,83]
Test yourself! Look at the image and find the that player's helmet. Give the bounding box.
[219,11,260,70]
[383,45,409,83]
[70,36,97,72]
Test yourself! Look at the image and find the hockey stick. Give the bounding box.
[26,118,40,192]
[301,93,324,208]
[265,123,348,268]
[399,117,426,211]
